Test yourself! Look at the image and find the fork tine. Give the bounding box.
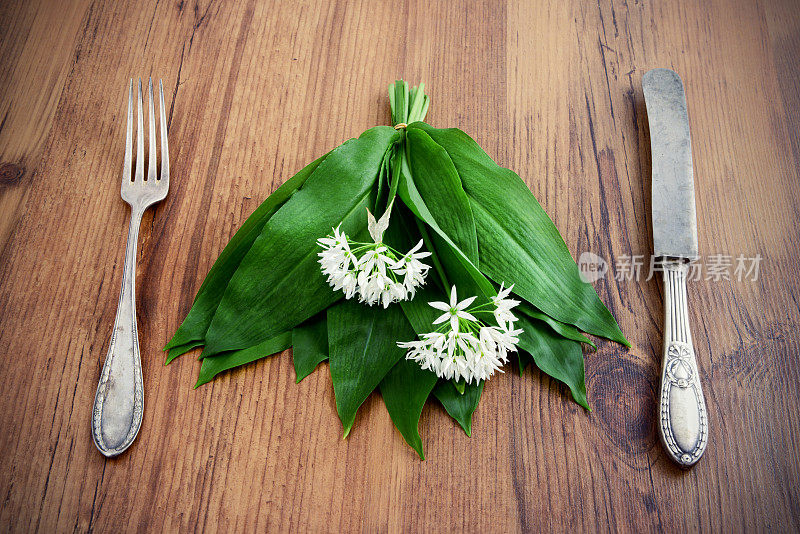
[147,78,156,181]
[135,78,144,182]
[159,79,169,183]
[123,79,133,184]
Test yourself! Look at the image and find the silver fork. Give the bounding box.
[92,77,169,457]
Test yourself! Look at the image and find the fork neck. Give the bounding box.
[123,205,146,284]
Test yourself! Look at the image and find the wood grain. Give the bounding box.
[1,0,798,531]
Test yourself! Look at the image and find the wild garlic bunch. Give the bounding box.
[165,81,627,459]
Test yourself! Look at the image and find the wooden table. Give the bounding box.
[2,0,798,531]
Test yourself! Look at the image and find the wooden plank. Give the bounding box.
[0,0,798,531]
[0,0,93,256]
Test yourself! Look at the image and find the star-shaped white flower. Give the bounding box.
[491,282,521,328]
[429,286,478,333]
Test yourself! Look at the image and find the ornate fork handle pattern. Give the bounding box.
[659,261,708,467]
[92,207,146,456]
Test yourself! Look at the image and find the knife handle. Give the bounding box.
[658,260,708,467]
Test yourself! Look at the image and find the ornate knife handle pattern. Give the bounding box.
[659,261,708,467]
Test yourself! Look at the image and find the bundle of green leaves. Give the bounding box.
[165,81,628,458]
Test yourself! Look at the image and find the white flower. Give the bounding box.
[389,280,407,302]
[479,323,522,362]
[356,245,403,307]
[491,283,521,328]
[429,286,478,334]
[360,246,390,276]
[317,225,346,250]
[358,271,397,308]
[317,225,359,291]
[333,270,358,299]
[398,284,522,384]
[317,207,431,306]
[392,240,432,297]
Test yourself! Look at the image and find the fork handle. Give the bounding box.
[92,205,145,457]
[658,261,708,467]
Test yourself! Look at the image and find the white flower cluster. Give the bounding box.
[397,284,523,383]
[317,209,431,307]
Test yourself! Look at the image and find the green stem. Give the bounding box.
[389,80,429,126]
[415,217,449,294]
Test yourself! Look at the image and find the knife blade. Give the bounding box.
[644,68,698,259]
[643,68,708,468]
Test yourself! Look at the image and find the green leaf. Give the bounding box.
[166,340,204,364]
[411,123,628,346]
[164,152,330,361]
[404,127,479,265]
[515,349,528,376]
[396,162,495,334]
[407,84,430,124]
[379,357,438,459]
[397,284,446,339]
[433,380,484,436]
[202,126,400,358]
[515,314,589,409]
[518,303,596,349]
[381,203,449,335]
[292,314,328,383]
[395,154,494,298]
[327,300,411,437]
[194,331,292,388]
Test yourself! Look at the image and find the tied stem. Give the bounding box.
[389,80,429,126]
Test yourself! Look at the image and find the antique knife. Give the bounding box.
[643,68,708,467]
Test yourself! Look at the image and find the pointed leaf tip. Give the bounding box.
[434,380,483,437]
[329,302,411,447]
[380,357,437,461]
[293,315,328,383]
